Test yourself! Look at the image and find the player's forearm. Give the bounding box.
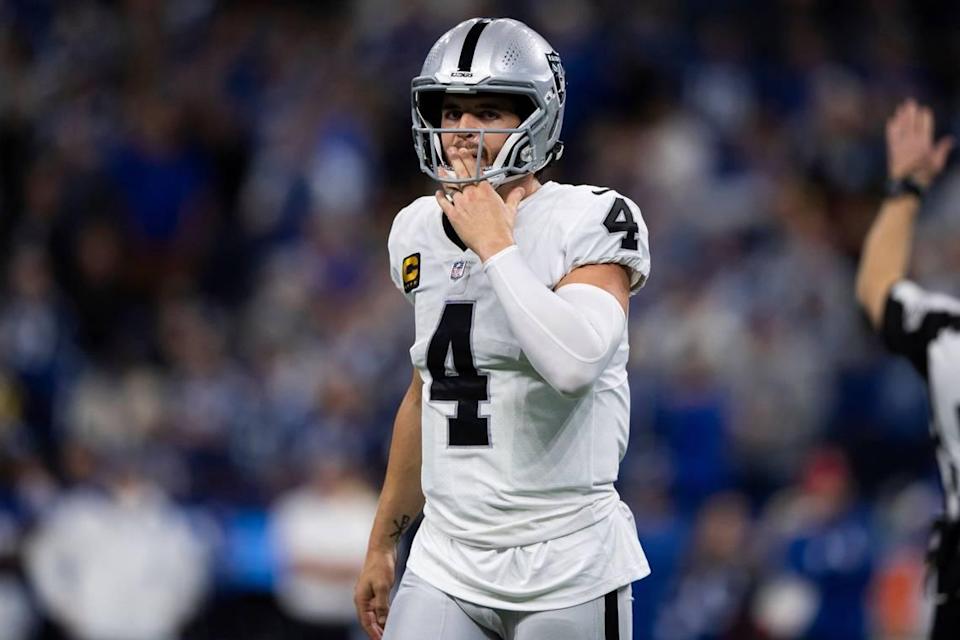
[366,374,425,553]
[483,246,624,396]
[856,195,920,328]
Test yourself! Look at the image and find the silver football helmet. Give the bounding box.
[412,18,566,187]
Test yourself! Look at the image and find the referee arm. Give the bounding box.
[856,99,953,328]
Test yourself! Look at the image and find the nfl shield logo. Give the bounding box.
[450,260,466,281]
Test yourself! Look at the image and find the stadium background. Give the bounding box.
[2,0,960,638]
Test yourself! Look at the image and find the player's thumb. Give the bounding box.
[506,187,525,212]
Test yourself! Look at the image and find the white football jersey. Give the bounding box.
[387,181,651,609]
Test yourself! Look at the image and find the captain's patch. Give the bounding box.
[402,253,421,293]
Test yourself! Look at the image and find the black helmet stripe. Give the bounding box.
[457,19,491,72]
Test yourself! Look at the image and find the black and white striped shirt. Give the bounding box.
[883,280,960,520]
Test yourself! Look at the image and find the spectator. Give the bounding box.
[271,452,377,640]
[25,460,210,640]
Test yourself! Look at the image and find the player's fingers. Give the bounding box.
[441,167,471,195]
[372,583,390,631]
[355,583,380,639]
[364,610,384,640]
[452,189,470,210]
[436,190,459,217]
[439,166,458,187]
[359,611,376,640]
[505,186,525,212]
[457,146,481,182]
[435,189,449,208]
[447,146,472,180]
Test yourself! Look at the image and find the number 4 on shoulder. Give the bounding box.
[602,197,639,250]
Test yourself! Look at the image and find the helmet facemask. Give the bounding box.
[412,85,559,187]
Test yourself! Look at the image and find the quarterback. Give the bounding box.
[355,18,651,640]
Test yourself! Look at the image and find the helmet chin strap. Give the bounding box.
[490,130,525,171]
[483,131,528,187]
[485,171,527,188]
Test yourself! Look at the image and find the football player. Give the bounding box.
[856,99,959,639]
[354,18,651,640]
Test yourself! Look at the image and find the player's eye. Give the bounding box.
[442,109,462,121]
[479,110,500,120]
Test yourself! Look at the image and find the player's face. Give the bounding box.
[439,94,522,169]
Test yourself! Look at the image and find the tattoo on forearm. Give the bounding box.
[389,515,412,543]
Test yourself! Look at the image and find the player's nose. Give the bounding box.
[454,112,481,131]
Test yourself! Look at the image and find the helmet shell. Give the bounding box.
[412,18,566,186]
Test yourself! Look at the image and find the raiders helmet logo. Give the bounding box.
[402,253,421,293]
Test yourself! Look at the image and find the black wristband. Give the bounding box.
[886,177,926,200]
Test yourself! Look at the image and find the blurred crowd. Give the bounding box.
[2,0,960,638]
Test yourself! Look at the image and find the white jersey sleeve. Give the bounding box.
[387,202,423,305]
[562,191,650,293]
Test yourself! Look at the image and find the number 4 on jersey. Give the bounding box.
[603,197,639,250]
[427,302,490,446]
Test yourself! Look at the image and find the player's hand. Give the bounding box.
[435,146,524,262]
[354,547,397,640]
[887,98,954,188]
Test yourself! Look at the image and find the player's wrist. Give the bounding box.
[480,244,520,269]
[367,537,400,554]
[476,238,516,263]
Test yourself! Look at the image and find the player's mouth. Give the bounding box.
[453,146,487,164]
[445,147,490,176]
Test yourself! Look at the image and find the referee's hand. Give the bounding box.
[887,98,954,187]
[354,548,396,639]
